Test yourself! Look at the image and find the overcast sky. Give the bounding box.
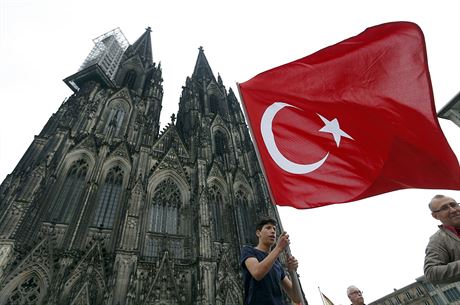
[1,0,460,304]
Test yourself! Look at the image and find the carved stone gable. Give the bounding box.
[143,252,184,305]
[74,135,98,153]
[70,283,90,305]
[132,175,146,195]
[234,169,250,187]
[216,249,243,305]
[70,242,107,286]
[108,87,133,103]
[150,149,189,186]
[109,142,131,161]
[154,125,189,159]
[208,162,224,181]
[122,55,145,71]
[206,82,223,96]
[210,114,226,129]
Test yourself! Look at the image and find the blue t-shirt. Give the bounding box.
[240,246,286,305]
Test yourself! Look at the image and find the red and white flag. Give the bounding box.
[238,22,460,209]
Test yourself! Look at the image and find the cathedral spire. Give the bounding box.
[192,46,216,81]
[128,26,153,64]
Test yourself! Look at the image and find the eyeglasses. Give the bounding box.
[349,291,363,297]
[432,201,460,213]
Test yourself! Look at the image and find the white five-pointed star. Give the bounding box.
[317,114,354,147]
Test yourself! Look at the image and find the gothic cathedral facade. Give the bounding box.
[0,28,284,304]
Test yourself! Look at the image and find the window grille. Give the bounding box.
[235,189,255,243]
[147,178,181,234]
[444,287,460,302]
[93,166,124,228]
[52,159,88,223]
[5,276,41,305]
[209,184,224,241]
[209,95,220,115]
[122,70,137,89]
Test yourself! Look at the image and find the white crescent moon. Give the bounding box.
[261,102,329,174]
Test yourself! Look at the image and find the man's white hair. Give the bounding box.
[347,285,360,296]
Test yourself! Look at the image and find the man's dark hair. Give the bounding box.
[256,216,277,231]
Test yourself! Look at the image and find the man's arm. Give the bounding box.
[244,232,289,281]
[424,237,460,284]
[281,256,302,304]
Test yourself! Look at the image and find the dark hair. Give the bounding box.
[256,216,277,231]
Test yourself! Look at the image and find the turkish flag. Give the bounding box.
[238,22,460,209]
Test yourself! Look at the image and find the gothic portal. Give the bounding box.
[0,27,285,304]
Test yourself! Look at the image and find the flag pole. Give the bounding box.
[274,206,307,305]
[235,82,278,208]
[236,82,308,305]
[318,287,336,305]
[318,287,326,305]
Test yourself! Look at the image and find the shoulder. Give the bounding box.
[430,228,442,237]
[426,227,459,250]
[241,245,255,254]
[426,230,440,248]
[429,227,454,243]
[240,246,257,264]
[242,246,266,257]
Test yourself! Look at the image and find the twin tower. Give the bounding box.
[0,27,286,304]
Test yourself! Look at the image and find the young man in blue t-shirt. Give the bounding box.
[240,217,302,305]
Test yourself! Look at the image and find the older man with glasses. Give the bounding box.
[347,286,365,305]
[424,194,460,283]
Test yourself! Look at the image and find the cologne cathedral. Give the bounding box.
[0,27,286,304]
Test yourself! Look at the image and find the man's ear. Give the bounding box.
[432,212,440,221]
[256,230,261,238]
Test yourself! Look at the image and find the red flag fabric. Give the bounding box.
[238,22,460,209]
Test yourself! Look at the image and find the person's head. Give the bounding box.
[347,286,364,305]
[429,195,460,227]
[255,217,277,246]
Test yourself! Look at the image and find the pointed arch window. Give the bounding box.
[209,94,220,115]
[93,166,124,228]
[147,178,181,234]
[214,130,228,163]
[52,159,88,224]
[209,184,225,241]
[104,106,126,136]
[235,189,255,244]
[5,275,42,305]
[122,69,137,90]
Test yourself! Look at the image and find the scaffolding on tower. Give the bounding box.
[80,27,129,81]
[64,27,129,92]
